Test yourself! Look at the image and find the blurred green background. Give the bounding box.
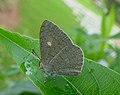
[0,0,120,95]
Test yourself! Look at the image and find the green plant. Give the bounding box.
[0,0,79,93]
[1,28,120,95]
[100,4,115,52]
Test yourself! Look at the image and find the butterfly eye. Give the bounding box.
[47,41,52,46]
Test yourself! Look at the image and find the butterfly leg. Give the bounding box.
[40,62,43,69]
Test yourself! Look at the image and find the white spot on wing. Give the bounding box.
[47,41,52,46]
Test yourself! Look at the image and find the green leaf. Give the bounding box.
[110,32,120,39]
[1,28,120,94]
[0,28,40,65]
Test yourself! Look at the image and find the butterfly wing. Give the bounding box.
[40,20,83,75]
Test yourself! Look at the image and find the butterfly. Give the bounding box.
[39,20,84,76]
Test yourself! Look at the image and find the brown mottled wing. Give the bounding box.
[40,20,83,75]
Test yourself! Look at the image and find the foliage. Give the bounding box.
[0,0,78,94]
[0,0,120,95]
[0,27,120,94]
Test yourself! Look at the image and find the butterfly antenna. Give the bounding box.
[31,48,40,60]
[31,48,43,68]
